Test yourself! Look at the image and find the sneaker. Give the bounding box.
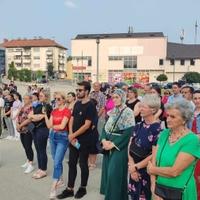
[49,190,56,199]
[24,164,35,174]
[57,188,74,199]
[21,162,29,168]
[5,136,12,140]
[74,187,87,199]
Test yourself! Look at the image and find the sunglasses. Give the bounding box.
[76,89,84,92]
[55,98,62,101]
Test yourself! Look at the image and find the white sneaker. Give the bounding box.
[24,164,35,174]
[5,136,12,140]
[14,137,20,141]
[49,190,56,199]
[21,162,29,168]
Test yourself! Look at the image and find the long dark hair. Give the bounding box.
[13,92,22,102]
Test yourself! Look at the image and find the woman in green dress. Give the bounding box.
[100,89,135,200]
[147,99,200,200]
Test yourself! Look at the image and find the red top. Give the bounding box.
[51,107,71,131]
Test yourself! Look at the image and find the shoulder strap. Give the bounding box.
[110,107,127,132]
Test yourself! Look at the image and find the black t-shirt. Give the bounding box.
[72,100,95,145]
[126,99,142,123]
[33,103,52,128]
[4,99,14,117]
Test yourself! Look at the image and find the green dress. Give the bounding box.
[100,127,133,200]
[156,129,200,200]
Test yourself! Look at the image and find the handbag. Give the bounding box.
[129,140,151,162]
[129,122,152,162]
[155,134,195,200]
[98,107,127,154]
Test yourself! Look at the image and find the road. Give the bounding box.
[0,134,104,200]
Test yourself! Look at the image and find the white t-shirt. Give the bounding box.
[0,97,4,108]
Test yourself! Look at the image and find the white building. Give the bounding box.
[2,38,67,76]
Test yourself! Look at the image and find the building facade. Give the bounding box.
[71,32,200,83]
[2,39,67,77]
[0,47,5,74]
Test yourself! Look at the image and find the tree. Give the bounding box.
[156,74,168,82]
[47,64,54,78]
[35,70,44,80]
[18,69,32,82]
[8,62,18,80]
[182,72,200,83]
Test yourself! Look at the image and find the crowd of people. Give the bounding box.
[0,80,200,200]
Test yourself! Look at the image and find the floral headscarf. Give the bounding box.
[105,89,135,133]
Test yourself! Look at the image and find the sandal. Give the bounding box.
[34,171,47,179]
[32,170,41,178]
[89,164,96,170]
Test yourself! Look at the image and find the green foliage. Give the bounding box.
[47,64,54,78]
[18,69,32,82]
[35,70,44,79]
[8,62,18,80]
[156,74,168,82]
[183,72,200,83]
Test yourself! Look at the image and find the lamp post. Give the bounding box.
[172,55,175,82]
[96,38,100,82]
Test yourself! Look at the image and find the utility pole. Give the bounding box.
[195,21,198,44]
[96,38,100,82]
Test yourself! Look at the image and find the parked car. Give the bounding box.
[163,82,173,89]
[132,83,144,89]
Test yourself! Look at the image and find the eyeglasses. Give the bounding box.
[76,89,84,92]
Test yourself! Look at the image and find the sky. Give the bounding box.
[0,0,200,52]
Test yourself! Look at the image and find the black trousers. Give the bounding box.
[20,131,34,162]
[32,127,49,171]
[67,144,90,188]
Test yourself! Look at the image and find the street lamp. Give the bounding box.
[96,38,100,82]
[172,55,175,82]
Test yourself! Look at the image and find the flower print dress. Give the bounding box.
[128,121,161,200]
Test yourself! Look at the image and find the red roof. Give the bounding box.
[2,39,67,50]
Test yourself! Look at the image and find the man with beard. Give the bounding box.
[57,81,96,199]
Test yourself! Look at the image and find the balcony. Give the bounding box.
[46,50,53,55]
[59,53,65,57]
[23,59,31,64]
[47,59,53,63]
[23,51,31,56]
[15,59,22,64]
[15,51,22,56]
[59,60,65,64]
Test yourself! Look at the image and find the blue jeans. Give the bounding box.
[50,130,69,180]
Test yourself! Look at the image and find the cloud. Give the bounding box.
[64,0,76,8]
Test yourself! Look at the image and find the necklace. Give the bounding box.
[169,128,187,144]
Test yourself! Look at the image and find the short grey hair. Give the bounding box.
[165,99,194,123]
[142,94,161,113]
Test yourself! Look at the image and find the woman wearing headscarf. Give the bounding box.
[100,89,135,200]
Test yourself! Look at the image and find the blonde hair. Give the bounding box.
[40,89,50,103]
[55,91,67,104]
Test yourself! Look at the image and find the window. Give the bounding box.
[34,56,40,60]
[190,59,195,66]
[159,59,164,65]
[33,48,40,52]
[88,59,92,66]
[170,59,175,65]
[180,59,185,65]
[123,56,137,69]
